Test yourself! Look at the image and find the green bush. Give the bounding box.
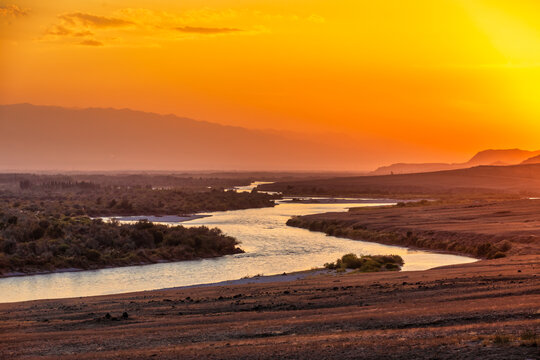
[0,214,244,273]
[324,253,404,272]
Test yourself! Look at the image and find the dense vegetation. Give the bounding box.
[0,175,277,217]
[0,173,256,191]
[0,207,243,275]
[324,253,404,272]
[0,173,280,275]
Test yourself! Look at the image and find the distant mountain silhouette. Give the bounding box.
[522,155,540,165]
[467,149,540,166]
[371,163,464,175]
[372,148,540,175]
[0,104,373,172]
[262,163,540,195]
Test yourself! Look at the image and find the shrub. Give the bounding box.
[491,251,506,259]
[324,253,404,272]
[85,249,101,261]
[520,330,536,341]
[476,243,492,257]
[0,211,243,273]
[1,239,17,255]
[493,334,511,345]
[498,241,512,252]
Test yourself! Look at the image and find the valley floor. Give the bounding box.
[1,198,540,359]
[0,255,538,359]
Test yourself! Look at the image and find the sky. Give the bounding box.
[1,0,539,166]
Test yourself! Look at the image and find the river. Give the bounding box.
[0,184,476,303]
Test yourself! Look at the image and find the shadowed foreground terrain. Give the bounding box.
[0,256,538,359]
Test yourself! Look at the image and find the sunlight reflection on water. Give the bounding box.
[0,198,476,303]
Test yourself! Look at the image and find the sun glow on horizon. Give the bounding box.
[1,0,539,164]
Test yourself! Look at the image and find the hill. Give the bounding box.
[371,148,540,175]
[0,104,368,172]
[371,162,464,175]
[467,148,540,165]
[522,154,540,165]
[259,163,540,196]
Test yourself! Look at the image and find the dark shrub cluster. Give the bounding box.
[0,187,276,218]
[0,208,243,274]
[0,174,278,219]
[324,253,404,272]
[0,174,281,275]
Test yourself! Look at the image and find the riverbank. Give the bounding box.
[287,199,540,259]
[0,199,475,303]
[104,214,212,223]
[0,177,281,277]
[0,215,243,276]
[0,255,537,359]
[172,268,331,289]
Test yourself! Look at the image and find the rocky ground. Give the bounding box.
[0,255,538,359]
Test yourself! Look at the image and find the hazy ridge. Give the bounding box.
[0,104,369,172]
[372,148,540,175]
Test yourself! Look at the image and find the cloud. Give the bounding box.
[175,26,242,35]
[43,7,318,46]
[79,39,103,46]
[73,30,94,37]
[46,25,71,36]
[307,14,326,24]
[59,12,133,28]
[43,11,132,46]
[46,25,93,37]
[0,4,28,18]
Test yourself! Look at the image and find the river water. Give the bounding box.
[0,185,476,303]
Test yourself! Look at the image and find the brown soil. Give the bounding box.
[259,163,540,196]
[288,199,540,258]
[0,256,538,359]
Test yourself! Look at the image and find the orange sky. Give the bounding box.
[1,0,539,165]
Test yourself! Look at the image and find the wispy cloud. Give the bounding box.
[43,11,133,46]
[46,25,93,37]
[79,39,103,46]
[59,12,134,28]
[0,4,28,18]
[175,26,242,35]
[42,7,324,47]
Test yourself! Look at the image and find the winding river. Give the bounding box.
[0,184,476,303]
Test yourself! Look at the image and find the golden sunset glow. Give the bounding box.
[1,0,539,164]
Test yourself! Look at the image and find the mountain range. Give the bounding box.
[0,104,372,172]
[1,103,537,173]
[371,149,540,175]
[522,155,540,165]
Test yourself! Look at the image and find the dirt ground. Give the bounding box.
[288,199,540,258]
[259,163,540,195]
[0,255,538,359]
